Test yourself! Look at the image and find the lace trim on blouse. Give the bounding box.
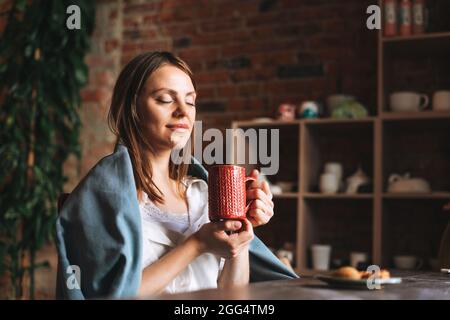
[139,178,191,234]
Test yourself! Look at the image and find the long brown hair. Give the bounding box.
[107,51,196,204]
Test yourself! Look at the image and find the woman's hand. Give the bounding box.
[246,169,274,227]
[192,219,254,259]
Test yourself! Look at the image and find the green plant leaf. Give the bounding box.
[0,0,95,298]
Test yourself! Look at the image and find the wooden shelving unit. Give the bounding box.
[303,193,373,199]
[231,1,450,271]
[382,192,450,199]
[273,192,299,199]
[381,110,450,120]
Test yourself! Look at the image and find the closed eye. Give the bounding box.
[156,99,173,104]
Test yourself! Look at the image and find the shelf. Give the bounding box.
[302,117,375,125]
[383,192,450,200]
[232,117,375,128]
[303,193,373,199]
[381,200,448,267]
[273,192,299,199]
[382,31,450,43]
[382,31,450,56]
[381,111,450,121]
[302,199,373,267]
[232,119,300,128]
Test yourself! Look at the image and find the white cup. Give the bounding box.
[324,162,343,185]
[393,255,423,270]
[311,244,332,271]
[319,173,339,194]
[390,92,429,112]
[432,91,450,111]
[350,252,368,269]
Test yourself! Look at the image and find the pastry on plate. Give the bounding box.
[333,266,391,280]
[360,269,390,279]
[333,266,361,280]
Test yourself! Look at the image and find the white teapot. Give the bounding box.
[387,173,431,193]
[345,166,370,194]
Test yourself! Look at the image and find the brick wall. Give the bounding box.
[119,0,377,128]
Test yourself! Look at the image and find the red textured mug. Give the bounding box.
[208,165,255,221]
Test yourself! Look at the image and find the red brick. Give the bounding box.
[85,55,115,69]
[161,0,207,9]
[251,51,297,67]
[109,9,118,20]
[142,14,159,25]
[264,79,310,95]
[217,85,237,97]
[229,68,274,83]
[237,83,261,97]
[196,86,216,99]
[121,41,141,53]
[123,16,142,29]
[227,98,265,111]
[195,5,217,19]
[163,24,198,37]
[215,1,258,18]
[158,6,198,23]
[200,18,244,33]
[177,47,221,62]
[104,38,119,53]
[195,70,230,85]
[95,71,114,87]
[123,2,162,15]
[191,31,233,46]
[140,40,171,51]
[246,12,290,27]
[80,89,104,103]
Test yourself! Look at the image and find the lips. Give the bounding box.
[166,123,189,130]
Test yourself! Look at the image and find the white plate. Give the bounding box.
[315,275,402,289]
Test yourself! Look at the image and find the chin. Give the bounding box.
[168,134,191,151]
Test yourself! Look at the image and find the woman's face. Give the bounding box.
[138,64,196,152]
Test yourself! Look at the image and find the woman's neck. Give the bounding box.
[146,148,172,183]
[144,148,186,210]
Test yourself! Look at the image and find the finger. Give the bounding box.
[247,215,258,227]
[239,218,253,233]
[248,208,271,226]
[212,220,242,232]
[248,201,273,224]
[251,169,259,179]
[261,180,273,200]
[225,219,243,231]
[247,169,261,189]
[249,199,271,212]
[235,220,254,243]
[246,188,274,208]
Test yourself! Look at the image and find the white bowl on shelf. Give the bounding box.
[276,181,296,193]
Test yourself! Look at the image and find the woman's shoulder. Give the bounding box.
[70,143,134,196]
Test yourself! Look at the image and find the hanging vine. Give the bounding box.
[0,0,95,299]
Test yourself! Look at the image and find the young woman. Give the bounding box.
[56,51,297,300]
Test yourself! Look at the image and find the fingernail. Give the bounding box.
[234,221,241,228]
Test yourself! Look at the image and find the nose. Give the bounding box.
[172,101,190,118]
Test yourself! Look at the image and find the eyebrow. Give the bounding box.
[150,88,196,96]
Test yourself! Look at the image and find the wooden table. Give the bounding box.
[156,271,450,300]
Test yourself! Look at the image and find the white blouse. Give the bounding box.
[139,176,225,294]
